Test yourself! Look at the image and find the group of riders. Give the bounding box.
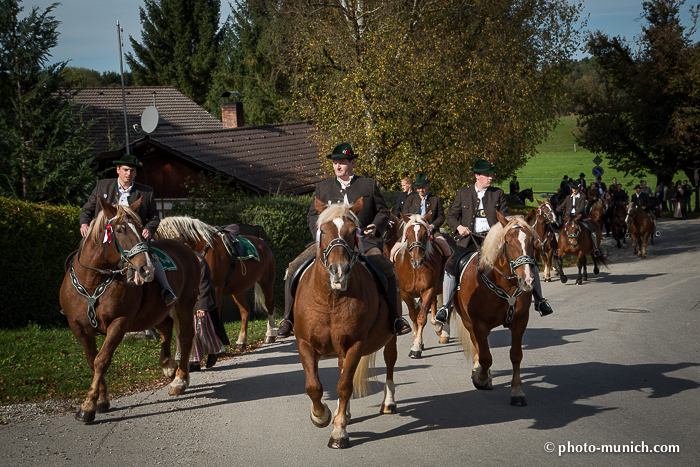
[79,145,659,344]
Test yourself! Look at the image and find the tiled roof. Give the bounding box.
[132,122,325,195]
[75,86,222,152]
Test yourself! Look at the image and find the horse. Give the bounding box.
[394,211,449,358]
[589,199,605,224]
[625,203,654,258]
[512,188,534,205]
[155,216,277,349]
[450,212,537,406]
[59,197,200,423]
[528,199,560,282]
[555,215,609,285]
[382,213,404,258]
[610,201,628,249]
[294,197,398,449]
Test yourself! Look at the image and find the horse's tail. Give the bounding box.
[171,308,181,340]
[253,282,268,314]
[454,313,478,368]
[352,353,378,399]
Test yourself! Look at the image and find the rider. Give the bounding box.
[554,180,603,258]
[399,173,450,258]
[79,154,177,305]
[631,184,660,236]
[277,143,412,338]
[509,176,520,197]
[394,176,415,217]
[434,159,553,325]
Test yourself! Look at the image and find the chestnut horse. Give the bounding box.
[610,201,629,249]
[451,213,537,406]
[625,203,654,258]
[394,212,448,358]
[529,199,559,282]
[156,216,277,349]
[294,198,398,449]
[555,216,609,285]
[589,199,605,224]
[60,198,200,422]
[382,213,403,258]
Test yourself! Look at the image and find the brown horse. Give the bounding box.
[610,201,629,249]
[589,199,605,224]
[294,198,398,449]
[382,213,403,258]
[156,216,277,349]
[394,212,449,358]
[60,198,200,422]
[451,213,537,406]
[556,216,609,285]
[529,199,560,282]
[625,203,654,258]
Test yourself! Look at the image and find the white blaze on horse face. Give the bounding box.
[333,218,344,239]
[413,223,420,241]
[518,229,534,286]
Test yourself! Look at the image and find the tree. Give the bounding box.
[575,0,700,185]
[0,0,98,204]
[276,0,584,196]
[61,67,133,88]
[207,0,292,126]
[126,0,223,110]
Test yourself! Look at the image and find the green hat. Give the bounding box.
[414,173,430,188]
[570,180,581,189]
[326,143,358,160]
[112,153,143,170]
[471,159,497,174]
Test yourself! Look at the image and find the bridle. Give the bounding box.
[77,215,152,275]
[489,225,537,281]
[404,220,431,256]
[317,217,365,272]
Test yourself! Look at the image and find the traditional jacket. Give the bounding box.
[446,185,508,248]
[80,178,160,235]
[555,193,588,219]
[402,193,445,231]
[307,176,390,252]
[631,192,653,209]
[394,191,414,217]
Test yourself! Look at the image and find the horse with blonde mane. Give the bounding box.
[60,197,200,422]
[293,198,398,449]
[528,199,559,282]
[155,216,277,349]
[452,212,538,406]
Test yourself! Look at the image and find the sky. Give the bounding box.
[19,0,700,73]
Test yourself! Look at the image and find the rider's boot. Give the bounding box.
[153,261,177,306]
[277,274,294,338]
[532,269,553,316]
[434,271,457,325]
[386,274,411,336]
[654,220,660,237]
[590,229,603,258]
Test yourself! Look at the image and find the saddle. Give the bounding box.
[289,255,389,300]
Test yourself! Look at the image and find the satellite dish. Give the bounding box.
[141,105,159,134]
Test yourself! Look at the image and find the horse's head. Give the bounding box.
[523,188,534,203]
[93,197,155,284]
[625,202,637,225]
[480,212,538,291]
[315,197,363,291]
[399,211,434,269]
[563,215,582,248]
[536,199,557,225]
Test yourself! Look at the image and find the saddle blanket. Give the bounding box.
[151,247,177,271]
[234,236,260,262]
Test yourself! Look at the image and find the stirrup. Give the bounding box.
[434,306,449,325]
[655,230,661,237]
[393,317,411,336]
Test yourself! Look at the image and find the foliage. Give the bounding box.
[276,0,584,197]
[574,0,700,186]
[0,197,82,328]
[126,0,224,109]
[0,0,99,204]
[207,0,293,125]
[61,66,133,88]
[0,319,270,405]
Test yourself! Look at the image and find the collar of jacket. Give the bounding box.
[335,175,359,189]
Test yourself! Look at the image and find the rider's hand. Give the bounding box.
[457,225,471,236]
[142,229,151,239]
[363,224,377,236]
[197,310,206,318]
[80,224,89,237]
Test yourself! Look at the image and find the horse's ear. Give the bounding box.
[574,214,582,221]
[525,209,537,224]
[314,197,327,214]
[350,196,364,216]
[400,212,410,223]
[536,199,543,206]
[496,210,508,227]
[97,196,117,219]
[129,196,143,215]
[422,210,433,223]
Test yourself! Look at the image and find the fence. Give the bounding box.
[495,178,639,194]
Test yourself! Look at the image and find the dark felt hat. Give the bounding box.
[634,184,641,189]
[326,143,358,160]
[579,173,586,178]
[471,159,497,174]
[570,180,581,189]
[414,173,430,188]
[112,153,143,170]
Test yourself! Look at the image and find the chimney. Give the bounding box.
[222,101,244,129]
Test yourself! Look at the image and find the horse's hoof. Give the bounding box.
[420,343,425,351]
[575,279,582,285]
[594,267,600,275]
[96,401,110,413]
[408,350,422,359]
[622,244,627,249]
[169,376,189,396]
[543,277,551,282]
[235,343,246,351]
[510,396,528,407]
[264,336,276,344]
[439,336,450,344]
[311,403,332,428]
[561,276,568,284]
[328,436,350,449]
[641,255,646,259]
[380,403,397,414]
[75,409,95,423]
[582,275,588,282]
[471,371,493,390]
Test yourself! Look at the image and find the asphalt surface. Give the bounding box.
[1,217,698,467]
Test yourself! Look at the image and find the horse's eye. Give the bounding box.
[115,226,125,234]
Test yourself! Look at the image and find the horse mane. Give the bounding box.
[316,203,359,228]
[478,216,537,273]
[156,216,234,250]
[87,205,143,245]
[397,214,434,260]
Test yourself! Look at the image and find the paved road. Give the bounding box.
[2,218,698,466]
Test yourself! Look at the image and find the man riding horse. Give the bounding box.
[554,180,603,258]
[277,143,412,338]
[434,159,553,326]
[631,184,660,237]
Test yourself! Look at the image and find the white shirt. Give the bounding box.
[118,181,133,206]
[570,193,580,214]
[474,186,490,233]
[337,175,355,205]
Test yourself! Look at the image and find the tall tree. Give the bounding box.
[277,0,584,196]
[575,0,700,185]
[207,0,292,126]
[0,0,97,204]
[126,0,223,109]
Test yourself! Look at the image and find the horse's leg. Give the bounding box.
[232,291,250,350]
[409,291,431,359]
[582,252,588,282]
[471,324,493,390]
[433,294,450,344]
[381,336,399,414]
[329,345,364,449]
[543,250,551,282]
[260,280,277,344]
[631,230,639,256]
[556,252,568,284]
[575,254,584,285]
[170,303,195,396]
[641,233,649,259]
[401,289,419,355]
[298,341,330,429]
[509,310,529,406]
[154,316,177,379]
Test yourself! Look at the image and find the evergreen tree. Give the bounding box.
[0,0,98,204]
[126,0,223,109]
